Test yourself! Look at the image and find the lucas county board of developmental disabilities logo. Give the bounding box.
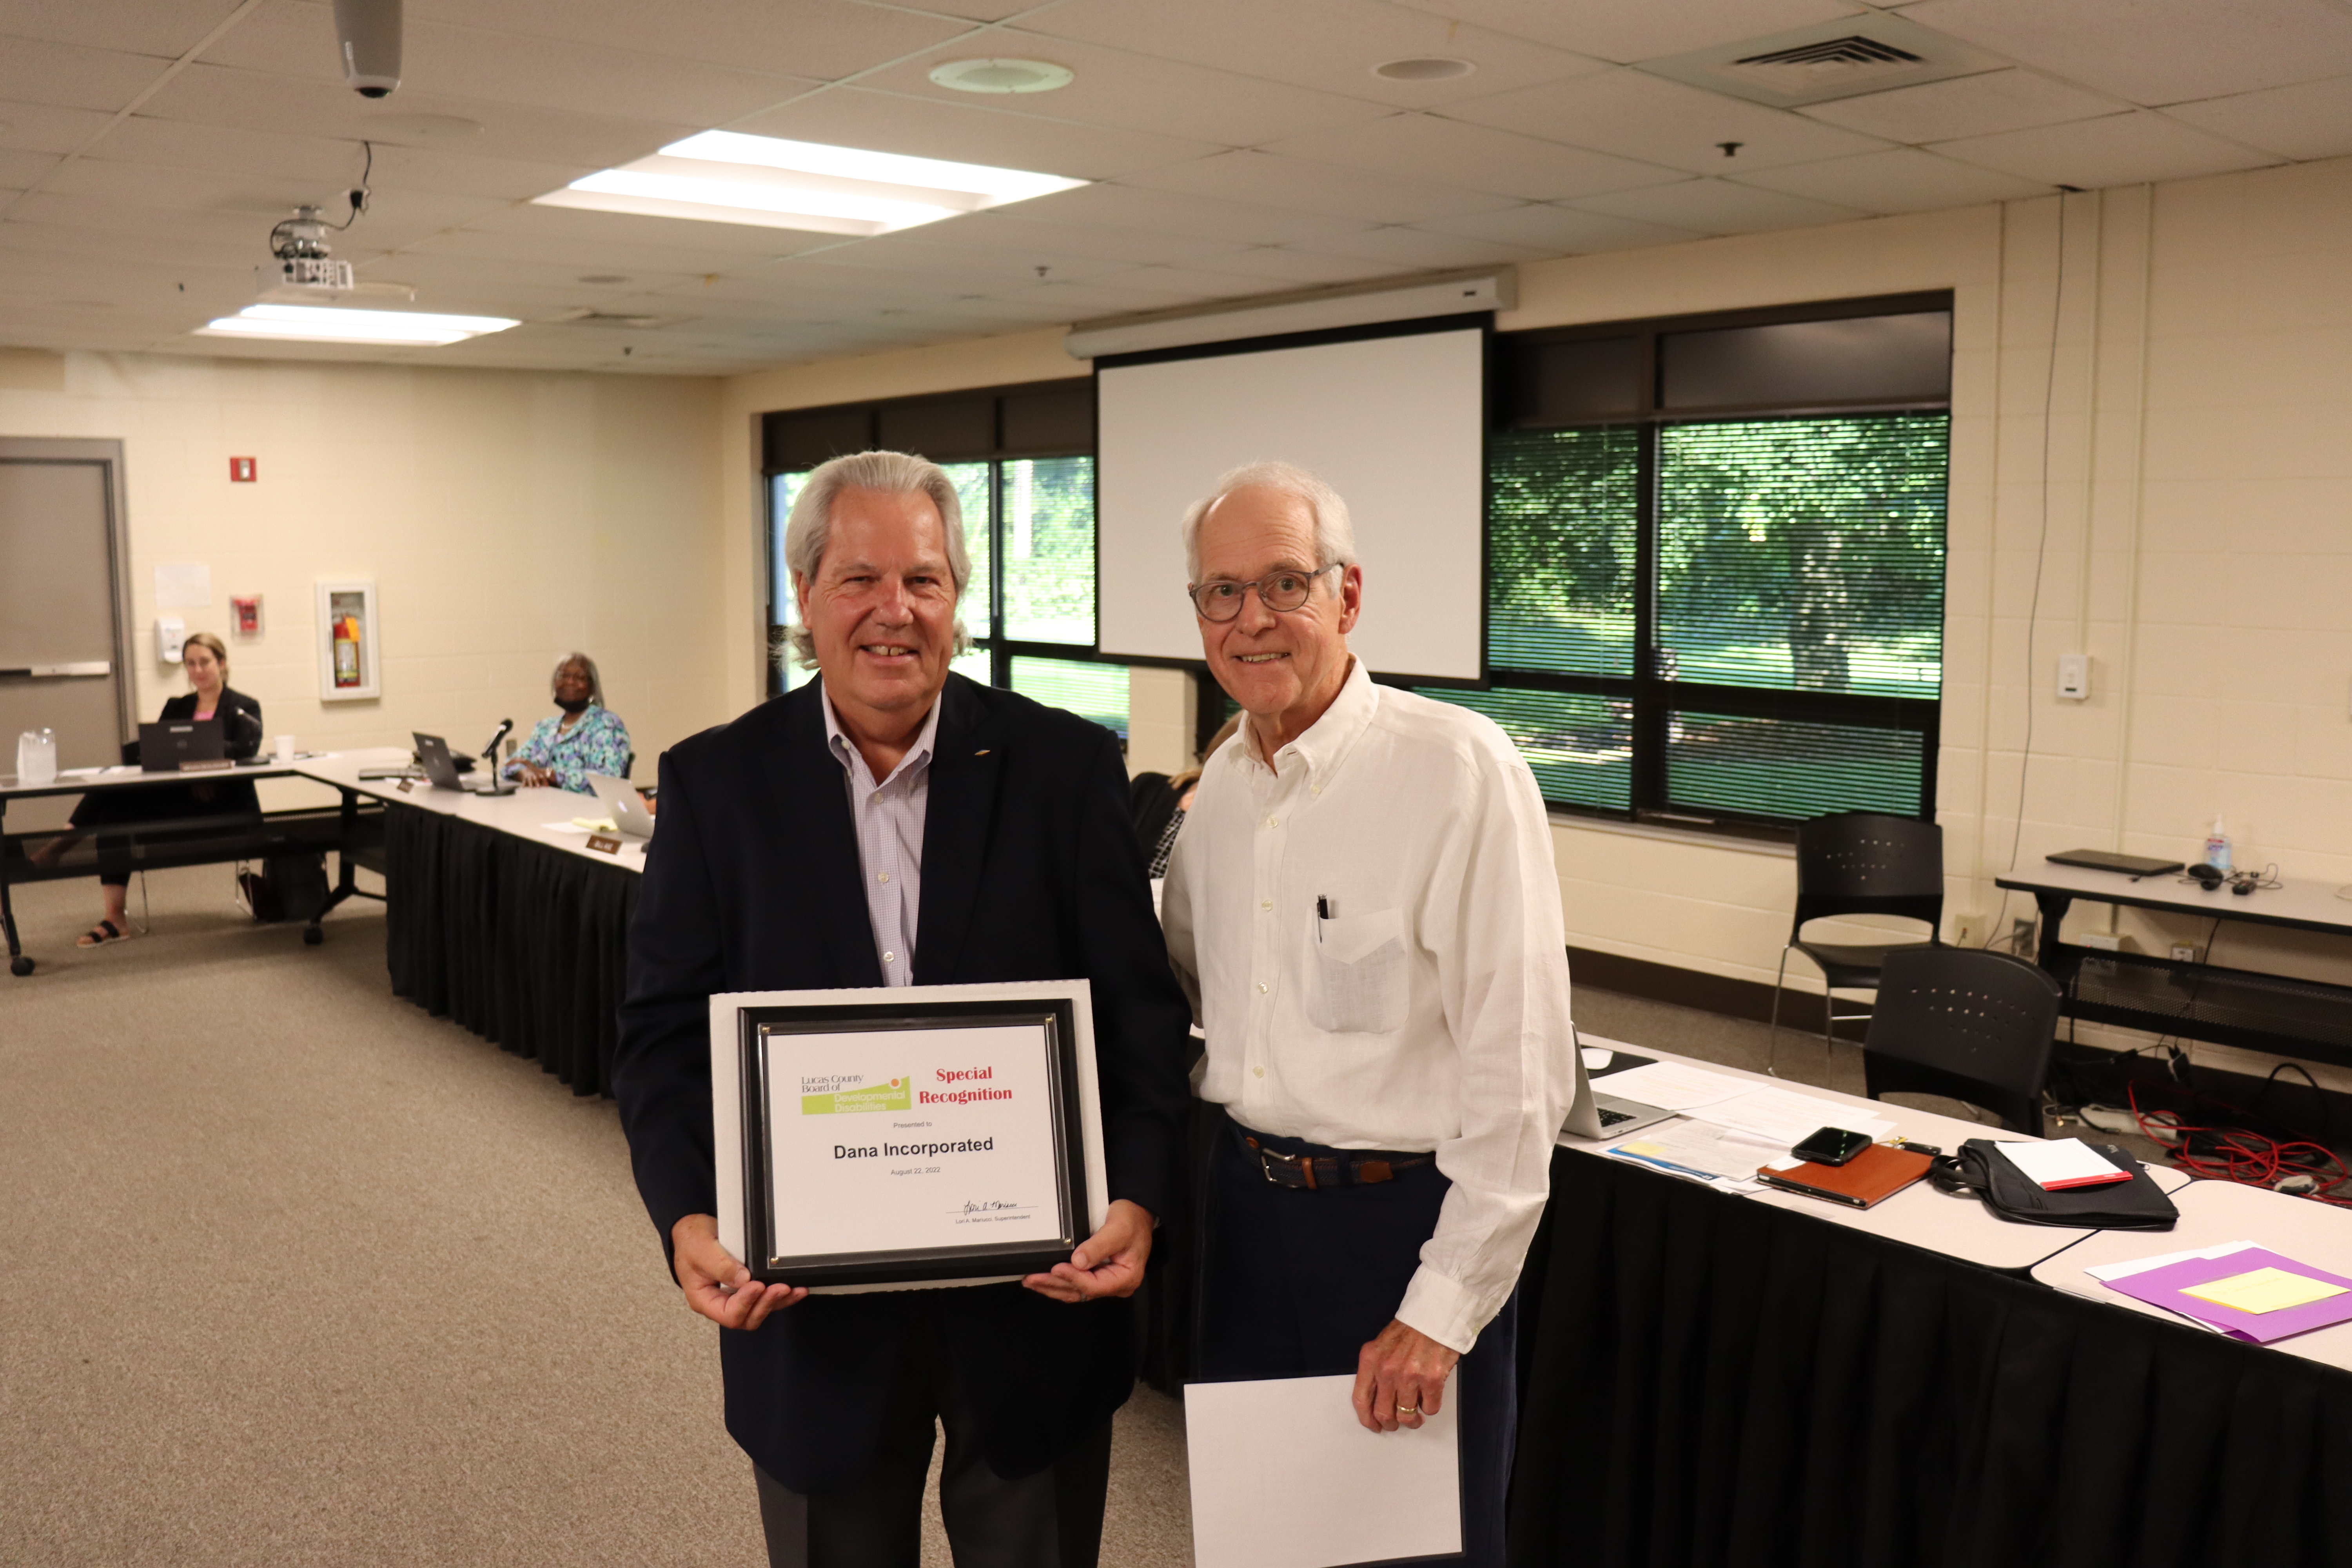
[800,1073,911,1115]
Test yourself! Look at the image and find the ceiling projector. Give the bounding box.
[258,207,354,296]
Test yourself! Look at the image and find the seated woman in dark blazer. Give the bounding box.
[57,631,262,946]
[1128,713,1240,881]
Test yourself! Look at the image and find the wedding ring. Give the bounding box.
[1396,1404,1419,1415]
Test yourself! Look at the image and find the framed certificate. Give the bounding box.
[710,981,1109,1291]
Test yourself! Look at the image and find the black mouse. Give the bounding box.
[2188,864,2225,889]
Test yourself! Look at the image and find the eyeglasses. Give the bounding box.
[1187,564,1339,622]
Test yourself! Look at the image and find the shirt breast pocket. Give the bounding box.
[1309,907,1409,1035]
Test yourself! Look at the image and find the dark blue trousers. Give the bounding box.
[1194,1117,1517,1568]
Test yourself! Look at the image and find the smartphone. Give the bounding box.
[1791,1126,1874,1167]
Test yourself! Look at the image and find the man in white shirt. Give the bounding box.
[1160,461,1575,1568]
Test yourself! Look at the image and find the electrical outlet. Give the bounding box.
[2010,917,2037,952]
[2170,943,2200,964]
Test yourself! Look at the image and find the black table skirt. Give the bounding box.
[1509,1149,2352,1568]
[383,803,636,1097]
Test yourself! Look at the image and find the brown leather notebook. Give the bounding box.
[1755,1142,1934,1209]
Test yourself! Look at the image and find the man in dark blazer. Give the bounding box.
[614,449,1192,1568]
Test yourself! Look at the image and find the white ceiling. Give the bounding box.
[0,0,2347,376]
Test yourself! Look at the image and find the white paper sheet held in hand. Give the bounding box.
[1186,1374,1460,1568]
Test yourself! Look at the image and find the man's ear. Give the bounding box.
[1336,563,1364,635]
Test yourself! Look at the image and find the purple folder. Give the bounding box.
[2103,1246,2352,1344]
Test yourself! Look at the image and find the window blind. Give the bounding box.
[1419,686,1633,811]
[1487,427,1637,678]
[1664,710,1924,820]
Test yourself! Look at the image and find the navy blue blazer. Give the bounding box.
[612,674,1194,1492]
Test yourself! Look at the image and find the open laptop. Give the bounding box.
[1559,1025,1677,1141]
[586,773,655,840]
[139,718,224,772]
[413,732,513,795]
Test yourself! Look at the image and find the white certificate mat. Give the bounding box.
[1185,1375,1461,1568]
[769,1022,1066,1256]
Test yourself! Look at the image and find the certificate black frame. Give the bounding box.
[736,996,1089,1287]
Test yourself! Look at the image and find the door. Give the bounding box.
[0,439,132,830]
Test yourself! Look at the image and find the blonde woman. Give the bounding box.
[58,632,263,946]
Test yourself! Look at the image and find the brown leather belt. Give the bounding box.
[1243,1134,1432,1191]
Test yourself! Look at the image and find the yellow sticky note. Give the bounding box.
[2180,1267,2347,1316]
[1619,1142,1666,1157]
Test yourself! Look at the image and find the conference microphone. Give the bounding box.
[481,718,513,762]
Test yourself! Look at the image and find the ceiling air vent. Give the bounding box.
[1640,15,2004,108]
[561,310,688,330]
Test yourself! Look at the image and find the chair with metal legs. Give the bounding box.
[1769,811,1944,1069]
[1861,945,2062,1136]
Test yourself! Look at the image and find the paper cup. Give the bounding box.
[274,734,296,762]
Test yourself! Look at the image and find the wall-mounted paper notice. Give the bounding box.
[154,563,211,607]
[1185,1374,1461,1568]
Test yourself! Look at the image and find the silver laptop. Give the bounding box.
[413,732,512,795]
[586,773,655,840]
[1559,1025,1676,1141]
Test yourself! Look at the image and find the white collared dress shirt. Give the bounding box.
[822,684,941,986]
[1162,659,1575,1353]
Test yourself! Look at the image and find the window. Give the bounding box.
[763,384,1128,737]
[1425,296,1951,830]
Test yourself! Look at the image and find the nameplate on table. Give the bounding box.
[711,982,1107,1291]
[585,832,623,855]
[396,778,414,794]
[178,759,233,773]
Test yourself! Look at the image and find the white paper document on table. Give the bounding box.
[1186,1374,1461,1568]
[1587,1060,1748,1111]
[1605,1119,1787,1187]
[1685,1086,1895,1146]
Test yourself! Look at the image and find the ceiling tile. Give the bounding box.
[1387,0,1866,65]
[403,221,820,276]
[0,38,167,113]
[786,231,1135,283]
[1448,67,1896,174]
[141,64,691,170]
[0,146,58,187]
[2164,76,2352,161]
[1265,112,1685,201]
[993,181,1377,246]
[1415,202,1706,252]
[1097,263,1309,301]
[400,0,977,83]
[1733,147,2053,212]
[87,114,381,187]
[1932,110,2285,187]
[1122,149,1522,224]
[903,209,1242,267]
[1302,224,1551,269]
[1898,0,2352,105]
[984,277,1211,315]
[1567,178,1871,234]
[1172,246,1408,286]
[0,97,113,154]
[207,5,821,125]
[0,210,259,270]
[0,0,243,57]
[848,27,1393,147]
[1018,0,1608,108]
[722,87,1217,182]
[1798,69,2130,142]
[452,200,843,258]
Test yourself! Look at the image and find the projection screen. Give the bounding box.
[1095,326,1484,680]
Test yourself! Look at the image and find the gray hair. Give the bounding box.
[779,449,973,668]
[1179,460,1358,582]
[553,651,601,705]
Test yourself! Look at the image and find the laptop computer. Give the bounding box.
[2046,848,2185,878]
[413,732,513,795]
[139,719,224,772]
[1558,1026,1676,1141]
[586,773,655,840]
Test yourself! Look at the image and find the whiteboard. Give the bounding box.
[1096,327,1485,679]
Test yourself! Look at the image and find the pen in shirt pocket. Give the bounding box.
[1316,894,1330,942]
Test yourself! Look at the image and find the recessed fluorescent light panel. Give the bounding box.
[534,131,1087,236]
[196,304,520,345]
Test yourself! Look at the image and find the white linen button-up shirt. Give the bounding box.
[822,685,940,986]
[1161,659,1575,1353]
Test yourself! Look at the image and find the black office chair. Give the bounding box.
[1770,811,1944,1062]
[1861,946,2063,1136]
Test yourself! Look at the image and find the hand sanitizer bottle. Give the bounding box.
[2204,817,2232,873]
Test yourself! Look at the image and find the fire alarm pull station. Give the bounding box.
[230,457,257,482]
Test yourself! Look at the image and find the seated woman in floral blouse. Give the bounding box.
[503,652,632,793]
